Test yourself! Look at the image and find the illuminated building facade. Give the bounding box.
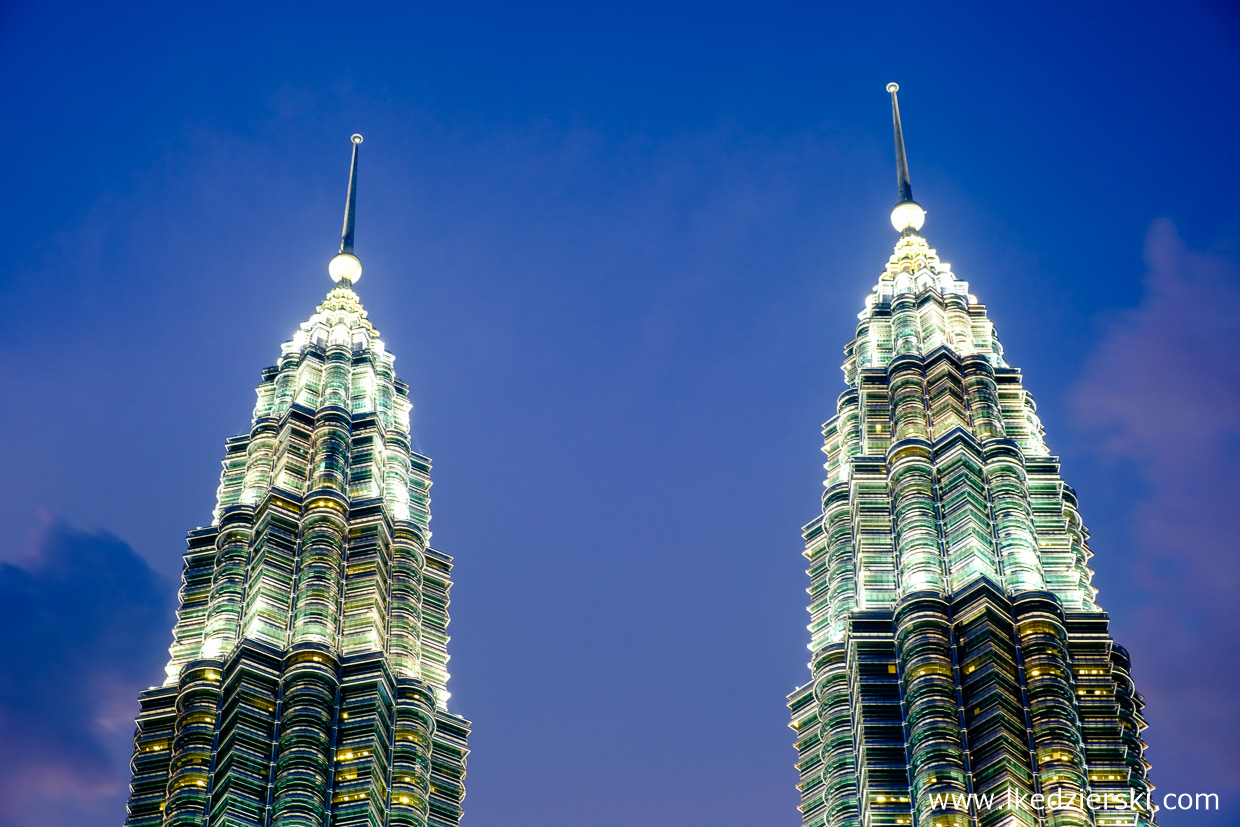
[788,87,1157,827]
[125,136,469,827]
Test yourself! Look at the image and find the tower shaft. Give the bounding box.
[788,89,1156,827]
[125,138,468,827]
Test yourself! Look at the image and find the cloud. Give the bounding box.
[0,519,173,827]
[1074,219,1240,803]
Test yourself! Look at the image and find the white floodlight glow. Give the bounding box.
[890,201,926,232]
[329,253,362,283]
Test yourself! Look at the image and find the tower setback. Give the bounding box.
[788,87,1157,827]
[125,136,469,827]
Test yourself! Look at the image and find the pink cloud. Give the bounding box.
[0,521,172,826]
[1074,219,1240,799]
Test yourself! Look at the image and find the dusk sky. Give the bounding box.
[1,1,1239,825]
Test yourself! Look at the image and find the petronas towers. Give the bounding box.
[788,86,1156,827]
[125,136,468,827]
[126,87,1157,826]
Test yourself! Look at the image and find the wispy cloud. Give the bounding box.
[0,519,172,827]
[1074,219,1240,801]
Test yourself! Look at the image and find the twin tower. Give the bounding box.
[125,88,1157,827]
[124,134,467,827]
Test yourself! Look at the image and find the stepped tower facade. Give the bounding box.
[125,135,469,827]
[788,87,1156,827]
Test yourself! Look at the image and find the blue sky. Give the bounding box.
[0,1,1238,825]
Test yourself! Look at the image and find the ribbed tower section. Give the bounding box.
[125,138,468,827]
[788,88,1156,827]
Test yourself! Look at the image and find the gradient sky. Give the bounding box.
[1,1,1238,825]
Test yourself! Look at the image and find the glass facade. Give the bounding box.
[788,89,1157,827]
[125,139,468,827]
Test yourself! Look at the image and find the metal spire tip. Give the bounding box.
[886,83,925,233]
[329,134,364,285]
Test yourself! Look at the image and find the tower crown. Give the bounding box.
[886,83,925,233]
[125,134,471,827]
[787,85,1156,827]
[328,133,364,285]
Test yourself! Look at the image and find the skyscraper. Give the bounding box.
[125,136,469,827]
[788,87,1157,827]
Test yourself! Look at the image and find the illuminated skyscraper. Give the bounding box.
[125,136,469,827]
[788,87,1156,827]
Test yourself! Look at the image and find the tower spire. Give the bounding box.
[329,133,364,286]
[885,83,925,233]
[888,82,913,204]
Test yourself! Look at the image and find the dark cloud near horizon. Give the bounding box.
[0,521,173,827]
[1075,219,1240,810]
